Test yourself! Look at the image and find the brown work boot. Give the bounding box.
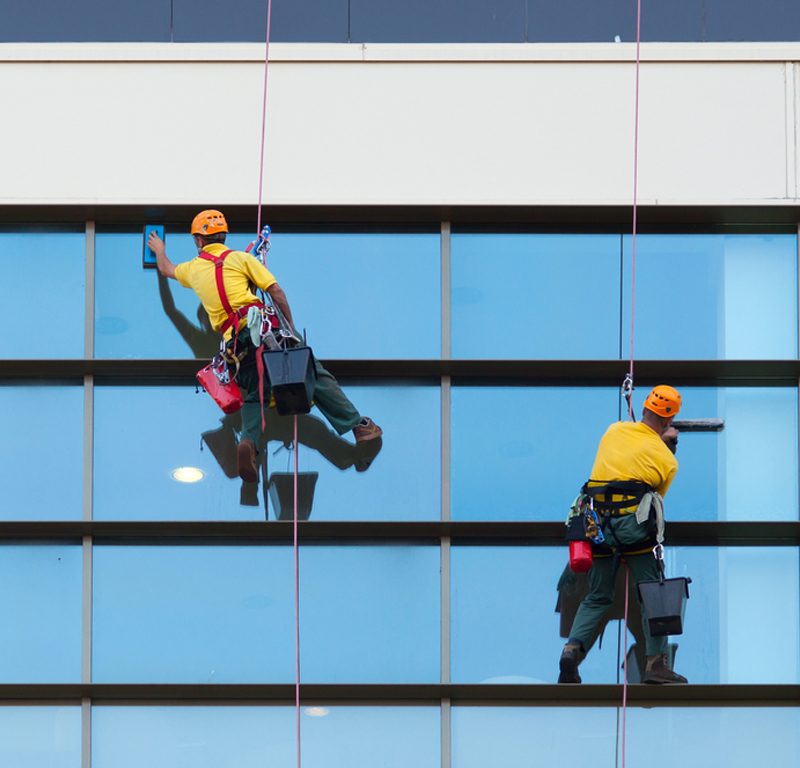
[236,439,259,483]
[558,641,585,684]
[353,417,382,442]
[644,654,688,684]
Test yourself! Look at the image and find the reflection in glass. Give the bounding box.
[0,707,80,768]
[452,233,620,359]
[95,230,440,360]
[453,707,800,768]
[622,234,797,359]
[93,544,439,683]
[0,384,84,520]
[93,706,439,768]
[451,545,800,685]
[451,386,619,520]
[94,384,439,521]
[0,544,82,682]
[0,231,85,359]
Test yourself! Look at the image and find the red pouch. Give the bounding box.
[197,358,244,414]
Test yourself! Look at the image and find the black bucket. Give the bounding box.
[262,346,317,416]
[267,471,318,521]
[637,577,691,636]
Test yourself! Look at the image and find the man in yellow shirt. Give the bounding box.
[148,210,382,482]
[558,385,687,685]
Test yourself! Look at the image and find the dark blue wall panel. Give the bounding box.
[350,0,526,43]
[172,0,348,43]
[0,0,170,42]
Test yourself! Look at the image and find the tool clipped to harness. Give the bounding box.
[196,352,244,414]
[565,494,606,573]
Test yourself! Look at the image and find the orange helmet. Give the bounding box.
[644,385,682,418]
[190,209,228,236]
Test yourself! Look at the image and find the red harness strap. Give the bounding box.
[197,248,264,336]
[198,247,268,431]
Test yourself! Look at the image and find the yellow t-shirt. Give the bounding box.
[589,421,678,498]
[174,243,277,339]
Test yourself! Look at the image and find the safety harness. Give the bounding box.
[197,247,269,429]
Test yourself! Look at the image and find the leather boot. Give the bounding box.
[558,641,585,684]
[644,653,688,684]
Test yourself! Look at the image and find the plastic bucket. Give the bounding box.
[262,346,317,416]
[637,577,691,636]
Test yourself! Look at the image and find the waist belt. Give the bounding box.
[581,479,652,515]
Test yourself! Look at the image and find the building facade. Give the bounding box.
[1,1,799,766]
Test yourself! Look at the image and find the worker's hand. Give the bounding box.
[661,426,679,454]
[148,231,166,257]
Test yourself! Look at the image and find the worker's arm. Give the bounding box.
[148,232,177,279]
[266,283,295,329]
[661,425,679,455]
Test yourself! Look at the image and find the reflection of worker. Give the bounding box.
[157,272,219,358]
[148,210,382,482]
[558,385,687,685]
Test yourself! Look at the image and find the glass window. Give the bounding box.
[451,234,621,360]
[622,234,797,360]
[0,230,84,359]
[667,387,798,521]
[93,383,439,521]
[93,544,439,683]
[95,229,440,360]
[451,545,800,685]
[0,707,80,768]
[93,706,439,768]
[0,544,82,683]
[453,707,800,768]
[451,386,619,520]
[0,384,84,520]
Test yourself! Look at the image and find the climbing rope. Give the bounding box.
[617,3,643,767]
[252,2,302,766]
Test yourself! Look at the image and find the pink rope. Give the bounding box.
[293,414,301,768]
[627,0,643,421]
[620,564,630,768]
[256,0,274,235]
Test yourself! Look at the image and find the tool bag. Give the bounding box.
[196,354,244,414]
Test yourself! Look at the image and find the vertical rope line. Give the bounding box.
[627,0,643,421]
[293,414,301,768]
[256,0,274,235]
[621,565,630,768]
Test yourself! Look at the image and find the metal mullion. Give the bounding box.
[81,697,91,768]
[84,221,95,360]
[441,697,451,768]
[441,221,451,361]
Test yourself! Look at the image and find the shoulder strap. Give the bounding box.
[198,248,234,317]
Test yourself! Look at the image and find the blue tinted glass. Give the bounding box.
[453,707,800,767]
[267,232,440,359]
[452,234,620,359]
[93,544,439,683]
[93,706,439,768]
[451,387,619,520]
[95,230,439,359]
[0,545,82,682]
[0,232,84,358]
[95,231,218,360]
[0,385,83,520]
[622,234,797,359]
[667,387,798,521]
[0,707,80,768]
[451,545,800,685]
[94,384,439,521]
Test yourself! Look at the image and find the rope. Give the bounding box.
[293,414,301,768]
[256,0,274,236]
[251,2,302,764]
[625,0,643,422]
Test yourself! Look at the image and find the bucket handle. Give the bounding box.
[652,543,666,583]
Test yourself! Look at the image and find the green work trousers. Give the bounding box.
[233,338,362,444]
[568,515,667,657]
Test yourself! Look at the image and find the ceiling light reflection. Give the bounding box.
[171,466,205,483]
[304,707,329,718]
